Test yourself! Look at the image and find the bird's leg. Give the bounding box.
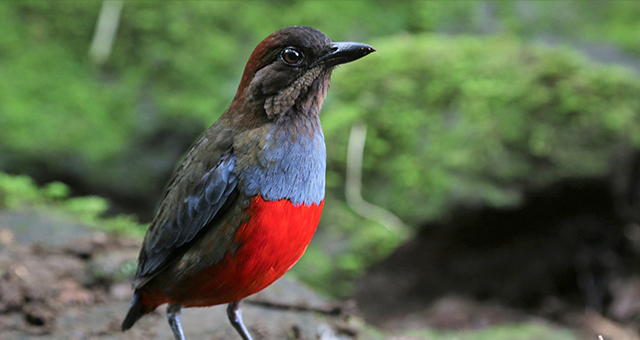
[167,303,186,340]
[227,300,253,340]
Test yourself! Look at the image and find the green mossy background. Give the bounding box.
[1,1,640,301]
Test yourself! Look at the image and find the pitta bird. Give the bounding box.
[121,26,375,339]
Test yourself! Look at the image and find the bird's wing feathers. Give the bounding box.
[134,127,237,284]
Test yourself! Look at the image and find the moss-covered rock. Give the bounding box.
[327,35,640,224]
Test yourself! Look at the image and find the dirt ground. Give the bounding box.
[0,211,361,340]
[1,209,639,340]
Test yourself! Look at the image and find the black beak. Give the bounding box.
[316,42,376,68]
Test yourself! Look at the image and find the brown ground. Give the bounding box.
[1,207,639,340]
[0,211,360,340]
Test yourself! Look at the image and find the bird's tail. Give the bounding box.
[122,290,156,331]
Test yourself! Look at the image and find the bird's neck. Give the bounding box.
[230,68,332,123]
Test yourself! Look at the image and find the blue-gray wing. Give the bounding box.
[134,152,237,282]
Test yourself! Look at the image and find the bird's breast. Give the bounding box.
[226,196,324,294]
[166,196,323,307]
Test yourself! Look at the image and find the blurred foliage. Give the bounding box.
[328,35,640,225]
[2,1,639,170]
[1,1,640,297]
[0,172,146,236]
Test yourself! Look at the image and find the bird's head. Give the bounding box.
[232,26,375,120]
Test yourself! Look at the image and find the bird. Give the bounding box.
[121,26,375,340]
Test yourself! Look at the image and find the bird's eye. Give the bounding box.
[281,47,304,65]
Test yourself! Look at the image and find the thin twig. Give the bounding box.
[89,0,124,66]
[244,299,342,316]
[345,122,407,233]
